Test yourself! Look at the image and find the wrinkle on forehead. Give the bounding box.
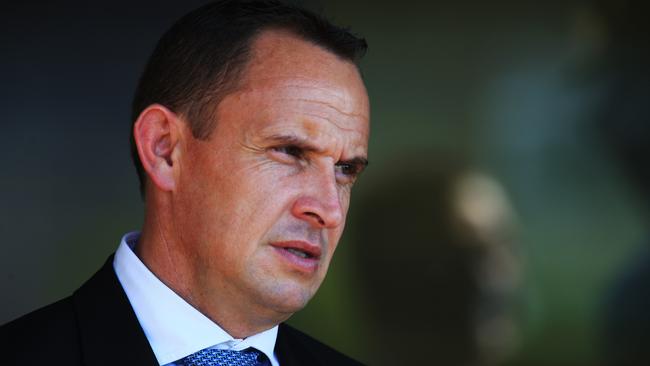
[237,79,368,117]
[299,111,368,133]
[286,98,367,119]
[235,81,369,129]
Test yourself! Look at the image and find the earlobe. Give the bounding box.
[133,104,182,192]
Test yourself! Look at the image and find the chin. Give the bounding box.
[260,281,318,315]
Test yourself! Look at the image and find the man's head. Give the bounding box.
[130,0,369,337]
[131,0,367,196]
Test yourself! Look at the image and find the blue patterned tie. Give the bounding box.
[177,348,266,366]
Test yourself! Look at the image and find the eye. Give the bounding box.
[334,159,367,184]
[335,163,358,177]
[334,163,363,185]
[269,145,305,164]
[274,145,303,158]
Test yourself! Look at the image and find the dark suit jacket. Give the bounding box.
[0,256,363,366]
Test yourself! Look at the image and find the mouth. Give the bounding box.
[270,241,322,273]
[285,247,314,259]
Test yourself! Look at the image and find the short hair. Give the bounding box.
[130,0,368,197]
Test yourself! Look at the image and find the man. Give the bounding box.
[0,1,370,365]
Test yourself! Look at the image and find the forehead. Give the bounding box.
[244,29,368,97]
[217,30,370,151]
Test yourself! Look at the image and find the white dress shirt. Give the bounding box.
[113,231,280,366]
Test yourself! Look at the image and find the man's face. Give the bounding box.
[173,30,369,319]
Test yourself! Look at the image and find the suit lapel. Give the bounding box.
[72,255,159,366]
[275,324,301,366]
[275,323,321,366]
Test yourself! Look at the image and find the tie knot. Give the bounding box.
[179,348,265,366]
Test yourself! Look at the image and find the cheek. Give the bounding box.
[176,159,246,251]
[217,166,294,240]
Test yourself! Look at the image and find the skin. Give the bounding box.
[132,29,370,338]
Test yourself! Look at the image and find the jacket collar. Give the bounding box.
[72,255,158,366]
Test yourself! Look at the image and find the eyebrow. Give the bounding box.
[267,133,369,170]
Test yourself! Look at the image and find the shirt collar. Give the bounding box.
[113,231,279,366]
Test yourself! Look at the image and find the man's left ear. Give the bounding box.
[132,104,185,193]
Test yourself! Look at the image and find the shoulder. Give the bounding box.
[276,323,365,365]
[0,296,82,364]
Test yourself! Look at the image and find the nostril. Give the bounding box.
[305,211,325,226]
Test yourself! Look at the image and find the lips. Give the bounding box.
[270,240,322,273]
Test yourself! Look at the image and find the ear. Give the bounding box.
[133,104,184,193]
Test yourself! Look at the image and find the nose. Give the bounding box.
[291,168,344,229]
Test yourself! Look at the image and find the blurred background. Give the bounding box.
[1,0,648,365]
